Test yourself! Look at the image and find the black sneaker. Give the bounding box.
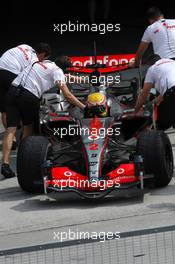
[12,141,18,151]
[1,164,16,178]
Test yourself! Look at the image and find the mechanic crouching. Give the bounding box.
[135,54,175,129]
[0,43,51,153]
[1,58,86,179]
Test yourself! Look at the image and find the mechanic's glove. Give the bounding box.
[128,61,136,68]
[83,105,94,118]
[83,105,89,114]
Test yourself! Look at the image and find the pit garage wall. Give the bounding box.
[0,25,143,57]
[0,2,174,57]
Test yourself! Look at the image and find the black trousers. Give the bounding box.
[0,70,17,113]
[6,85,40,129]
[157,91,175,130]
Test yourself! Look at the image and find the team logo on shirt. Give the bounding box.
[154,29,159,34]
[18,47,29,60]
[162,22,175,29]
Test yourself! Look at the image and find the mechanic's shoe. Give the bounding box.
[1,163,16,178]
[12,141,18,151]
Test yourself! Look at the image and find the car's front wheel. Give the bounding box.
[17,136,51,193]
[137,130,174,187]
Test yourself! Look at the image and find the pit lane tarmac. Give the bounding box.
[0,126,175,250]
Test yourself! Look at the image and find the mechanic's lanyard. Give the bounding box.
[19,61,39,88]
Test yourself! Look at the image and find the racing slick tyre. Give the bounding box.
[137,131,173,187]
[17,136,51,193]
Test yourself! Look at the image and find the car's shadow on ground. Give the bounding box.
[0,186,37,201]
[144,173,175,197]
[0,186,144,212]
[8,182,175,212]
[147,184,175,197]
[4,187,144,212]
[1,181,175,212]
[148,202,175,211]
[0,177,175,213]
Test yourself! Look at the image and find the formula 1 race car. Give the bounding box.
[17,63,174,199]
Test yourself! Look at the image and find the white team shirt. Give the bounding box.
[145,58,175,95]
[12,60,66,98]
[0,44,37,75]
[142,19,175,59]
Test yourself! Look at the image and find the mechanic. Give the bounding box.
[1,58,86,178]
[55,55,89,83]
[135,54,175,130]
[130,7,175,67]
[0,43,51,149]
[53,55,72,73]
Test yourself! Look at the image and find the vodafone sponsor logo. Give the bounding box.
[88,134,99,141]
[116,168,125,175]
[64,171,73,177]
[70,54,135,73]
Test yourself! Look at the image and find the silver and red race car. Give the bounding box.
[17,63,174,199]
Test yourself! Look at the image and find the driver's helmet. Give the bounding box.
[87,92,108,117]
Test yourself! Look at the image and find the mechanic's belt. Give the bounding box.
[164,86,175,97]
[10,85,40,100]
[10,85,27,97]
